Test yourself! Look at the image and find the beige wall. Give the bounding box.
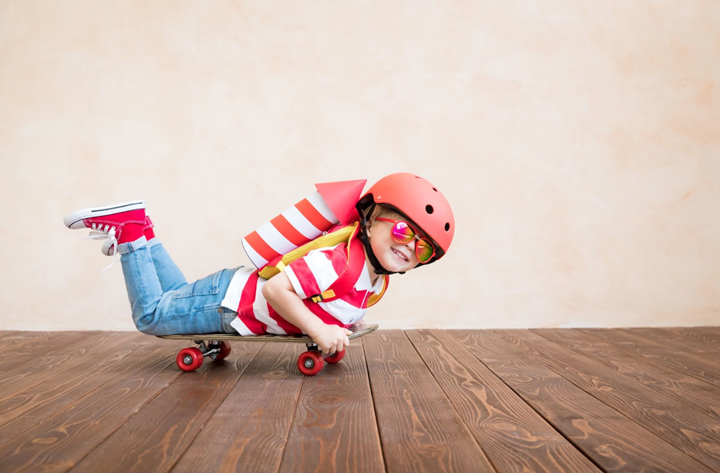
[1,1,718,330]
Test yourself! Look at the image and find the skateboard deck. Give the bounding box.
[159,324,378,376]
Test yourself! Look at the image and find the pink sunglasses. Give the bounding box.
[375,217,436,263]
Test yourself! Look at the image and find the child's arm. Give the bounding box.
[262,272,352,355]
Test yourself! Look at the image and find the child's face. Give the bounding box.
[366,210,422,273]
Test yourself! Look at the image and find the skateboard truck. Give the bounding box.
[176,340,232,372]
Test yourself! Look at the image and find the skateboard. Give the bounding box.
[159,324,378,376]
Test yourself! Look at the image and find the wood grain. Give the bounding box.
[0,341,183,472]
[453,330,715,473]
[4,328,720,473]
[0,331,64,355]
[279,343,384,473]
[669,327,720,345]
[0,331,137,404]
[365,330,494,473]
[496,329,720,471]
[70,342,262,473]
[533,328,720,421]
[0,331,99,374]
[171,343,304,473]
[0,332,165,428]
[623,327,720,357]
[406,329,600,473]
[581,328,720,388]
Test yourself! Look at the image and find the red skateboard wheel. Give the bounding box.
[216,341,232,360]
[297,350,324,376]
[177,347,204,372]
[324,349,345,364]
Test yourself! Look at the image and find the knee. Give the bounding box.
[135,323,157,336]
[133,314,160,336]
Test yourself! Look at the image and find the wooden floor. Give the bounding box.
[1,328,720,472]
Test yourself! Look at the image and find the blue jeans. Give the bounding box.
[118,236,238,335]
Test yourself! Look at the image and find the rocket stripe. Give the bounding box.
[307,191,339,223]
[296,198,333,231]
[241,190,344,270]
[270,215,308,247]
[283,206,321,239]
[244,231,281,263]
[256,222,296,256]
[241,239,268,268]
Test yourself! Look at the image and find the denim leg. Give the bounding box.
[119,237,164,329]
[119,237,239,336]
[147,239,187,292]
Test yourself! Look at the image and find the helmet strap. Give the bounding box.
[358,203,405,276]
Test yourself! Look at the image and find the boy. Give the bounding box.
[64,173,455,356]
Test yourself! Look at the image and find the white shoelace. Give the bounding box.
[84,223,119,271]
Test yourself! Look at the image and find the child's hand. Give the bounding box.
[309,324,352,356]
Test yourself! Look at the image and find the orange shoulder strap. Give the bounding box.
[366,274,389,307]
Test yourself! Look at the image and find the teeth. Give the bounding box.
[393,249,407,261]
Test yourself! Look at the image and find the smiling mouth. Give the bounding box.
[392,248,408,262]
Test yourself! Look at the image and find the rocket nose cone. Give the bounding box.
[315,179,367,224]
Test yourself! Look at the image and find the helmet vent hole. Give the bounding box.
[445,223,450,231]
[432,187,437,192]
[425,205,434,214]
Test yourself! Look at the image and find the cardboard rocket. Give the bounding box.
[241,179,367,270]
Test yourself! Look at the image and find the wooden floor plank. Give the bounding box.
[279,343,385,473]
[171,343,304,473]
[665,327,720,346]
[499,329,720,471]
[0,331,60,354]
[0,331,139,405]
[365,330,495,473]
[0,333,168,429]
[0,331,19,343]
[406,329,600,473]
[0,331,98,373]
[533,328,720,422]
[625,327,720,357]
[70,342,262,473]
[453,330,715,473]
[0,342,183,472]
[582,329,720,388]
[4,328,720,473]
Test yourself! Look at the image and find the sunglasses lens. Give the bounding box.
[390,221,415,243]
[416,239,434,263]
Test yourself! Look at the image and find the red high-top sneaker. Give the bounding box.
[64,201,147,257]
[100,216,156,256]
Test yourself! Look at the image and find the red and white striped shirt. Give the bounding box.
[221,241,385,336]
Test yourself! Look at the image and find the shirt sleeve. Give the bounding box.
[283,245,348,300]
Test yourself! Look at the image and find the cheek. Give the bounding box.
[370,234,386,254]
[370,235,396,262]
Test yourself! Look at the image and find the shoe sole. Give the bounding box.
[64,200,145,229]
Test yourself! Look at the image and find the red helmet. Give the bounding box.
[358,173,455,259]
